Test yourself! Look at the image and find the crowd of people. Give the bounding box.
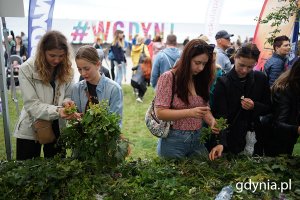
[3,28,299,161]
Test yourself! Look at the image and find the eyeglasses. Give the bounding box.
[193,43,215,54]
[238,46,260,57]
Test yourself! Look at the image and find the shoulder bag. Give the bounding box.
[145,72,175,138]
[33,82,61,144]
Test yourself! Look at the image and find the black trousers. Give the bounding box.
[110,60,115,80]
[16,138,63,160]
[16,120,63,160]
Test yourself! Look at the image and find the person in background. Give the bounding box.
[93,37,103,49]
[215,30,234,74]
[264,35,290,87]
[155,39,219,159]
[209,48,223,106]
[10,35,27,62]
[151,34,180,89]
[21,31,28,50]
[152,35,165,61]
[131,58,148,103]
[209,43,271,160]
[122,35,130,83]
[183,36,189,46]
[72,45,123,123]
[132,34,139,46]
[144,34,152,45]
[111,30,126,86]
[14,30,75,160]
[265,58,300,156]
[131,35,150,67]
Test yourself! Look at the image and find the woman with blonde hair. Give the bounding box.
[131,35,150,67]
[14,30,75,160]
[111,30,126,86]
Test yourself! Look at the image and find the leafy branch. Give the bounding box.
[59,101,130,170]
[255,0,299,45]
[200,117,228,144]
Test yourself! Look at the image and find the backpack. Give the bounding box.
[141,57,152,80]
[108,47,115,60]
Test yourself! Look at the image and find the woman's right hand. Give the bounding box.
[189,106,210,118]
[209,144,223,160]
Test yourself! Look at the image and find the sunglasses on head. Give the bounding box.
[193,43,215,54]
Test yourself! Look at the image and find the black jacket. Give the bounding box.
[212,68,271,154]
[111,43,125,64]
[10,44,27,59]
[270,87,300,155]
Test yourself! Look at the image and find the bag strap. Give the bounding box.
[162,50,172,69]
[152,71,175,110]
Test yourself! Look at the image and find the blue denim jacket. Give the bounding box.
[71,75,123,124]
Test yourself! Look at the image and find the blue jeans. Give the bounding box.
[114,61,124,86]
[157,129,208,159]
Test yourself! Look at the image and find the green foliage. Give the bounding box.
[59,101,129,170]
[256,0,299,45]
[63,103,77,115]
[0,155,300,199]
[200,118,228,144]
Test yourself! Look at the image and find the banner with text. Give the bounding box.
[28,0,55,56]
[70,21,175,44]
[204,0,224,43]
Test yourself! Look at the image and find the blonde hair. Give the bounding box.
[34,30,73,84]
[112,30,124,47]
[136,36,144,45]
[198,35,210,44]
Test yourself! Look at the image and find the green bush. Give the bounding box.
[0,155,299,199]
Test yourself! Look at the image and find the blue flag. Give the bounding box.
[28,0,56,57]
[288,11,299,68]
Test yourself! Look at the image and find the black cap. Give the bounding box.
[215,30,234,40]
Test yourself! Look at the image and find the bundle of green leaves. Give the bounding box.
[200,117,228,144]
[59,101,129,170]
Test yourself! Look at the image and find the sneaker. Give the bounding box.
[136,97,143,103]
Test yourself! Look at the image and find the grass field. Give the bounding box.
[0,85,299,160]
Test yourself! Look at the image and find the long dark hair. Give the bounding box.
[173,39,214,104]
[272,57,300,95]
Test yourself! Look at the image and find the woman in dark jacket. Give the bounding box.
[209,43,271,160]
[266,58,300,156]
[11,35,27,62]
[111,30,126,86]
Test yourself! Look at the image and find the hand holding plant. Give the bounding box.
[200,117,228,144]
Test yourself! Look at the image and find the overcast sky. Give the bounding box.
[23,0,265,25]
